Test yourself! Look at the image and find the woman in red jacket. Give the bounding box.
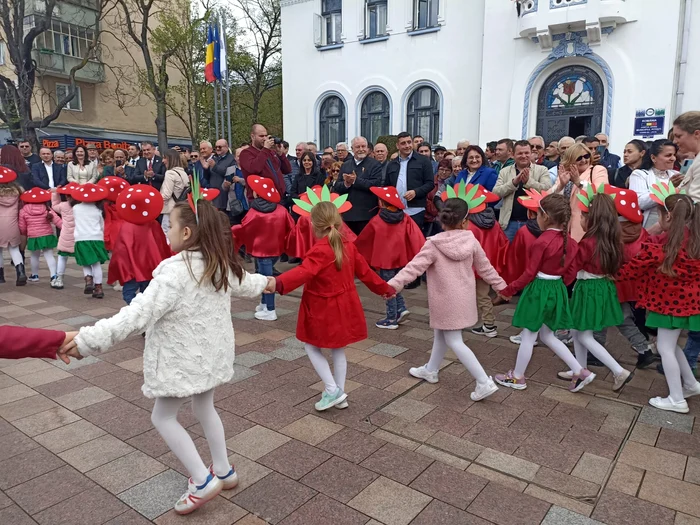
[266,193,394,412]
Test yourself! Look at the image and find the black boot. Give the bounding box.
[0,268,4,283]
[15,263,27,286]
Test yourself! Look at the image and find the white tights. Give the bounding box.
[0,246,23,267]
[572,330,624,376]
[426,329,489,384]
[83,263,102,284]
[151,389,229,486]
[82,266,93,277]
[513,326,583,378]
[305,344,347,394]
[656,328,697,403]
[29,250,56,277]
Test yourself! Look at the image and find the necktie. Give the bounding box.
[148,159,152,171]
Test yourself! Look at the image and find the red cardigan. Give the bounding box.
[275,237,393,348]
[354,213,425,270]
[231,206,295,258]
[0,326,64,360]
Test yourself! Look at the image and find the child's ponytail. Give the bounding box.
[660,194,694,276]
[310,201,345,270]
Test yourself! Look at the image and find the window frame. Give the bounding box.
[406,85,440,145]
[360,90,390,144]
[364,0,388,40]
[413,0,439,31]
[55,83,82,112]
[27,16,98,60]
[0,42,5,66]
[321,0,343,46]
[318,94,346,150]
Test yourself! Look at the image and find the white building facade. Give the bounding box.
[280,0,700,155]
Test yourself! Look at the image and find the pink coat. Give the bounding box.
[19,203,62,239]
[52,194,75,253]
[0,190,21,248]
[389,229,507,330]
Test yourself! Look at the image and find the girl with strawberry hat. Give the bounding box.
[618,182,700,413]
[388,194,507,402]
[109,184,171,305]
[97,176,130,252]
[50,182,81,290]
[267,189,395,411]
[355,185,425,330]
[231,176,295,321]
[19,187,62,285]
[0,167,27,285]
[71,183,109,298]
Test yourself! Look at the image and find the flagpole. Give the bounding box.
[221,13,233,149]
[213,81,219,140]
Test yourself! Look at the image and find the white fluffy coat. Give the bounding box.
[75,251,268,398]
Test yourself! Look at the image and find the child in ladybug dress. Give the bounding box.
[354,186,425,330]
[71,183,110,298]
[19,187,61,285]
[0,167,27,285]
[232,176,295,322]
[108,184,172,306]
[618,182,700,413]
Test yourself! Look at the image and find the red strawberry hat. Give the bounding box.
[71,183,108,203]
[20,187,52,203]
[0,166,17,184]
[116,184,164,225]
[200,187,220,201]
[57,182,81,195]
[97,176,130,202]
[517,188,546,211]
[370,186,404,209]
[247,176,281,204]
[603,185,643,223]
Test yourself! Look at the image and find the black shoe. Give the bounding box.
[636,350,657,369]
[0,268,4,284]
[280,253,289,263]
[656,363,665,376]
[15,263,27,286]
[287,257,302,264]
[587,357,604,367]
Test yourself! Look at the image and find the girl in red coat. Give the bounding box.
[232,176,295,322]
[267,194,394,411]
[618,183,700,413]
[0,326,77,362]
[354,186,425,330]
[108,184,171,305]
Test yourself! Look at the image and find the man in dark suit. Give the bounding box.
[31,147,67,190]
[131,141,165,190]
[332,136,382,235]
[205,139,237,211]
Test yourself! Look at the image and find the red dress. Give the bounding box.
[289,215,357,258]
[0,326,64,360]
[103,202,124,252]
[231,206,295,258]
[617,227,648,302]
[275,238,394,348]
[467,222,508,277]
[107,221,172,285]
[503,225,539,283]
[354,214,425,269]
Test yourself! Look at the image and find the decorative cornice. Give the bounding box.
[280,0,313,8]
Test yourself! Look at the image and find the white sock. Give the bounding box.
[305,344,338,395]
[573,330,624,376]
[83,266,93,277]
[442,330,489,384]
[9,245,22,266]
[331,349,347,392]
[91,263,103,284]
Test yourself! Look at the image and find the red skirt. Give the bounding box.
[108,221,172,285]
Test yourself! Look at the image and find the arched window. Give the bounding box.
[406,86,440,145]
[319,95,346,149]
[360,91,390,143]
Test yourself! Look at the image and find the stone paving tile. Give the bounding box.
[0,394,58,421]
[360,443,434,485]
[426,431,484,461]
[639,471,700,518]
[6,465,95,515]
[258,440,331,480]
[33,375,92,399]
[421,386,475,413]
[656,428,700,459]
[542,506,605,525]
[154,496,247,525]
[367,343,408,358]
[638,405,695,434]
[220,453,271,498]
[468,481,551,525]
[381,397,435,422]
[418,406,479,438]
[188,409,254,440]
[300,456,378,504]
[1,358,58,379]
[34,485,129,525]
[629,421,661,446]
[348,476,432,525]
[466,463,528,492]
[87,451,168,494]
[381,415,436,443]
[0,504,38,525]
[216,389,275,416]
[12,406,80,437]
[571,452,612,486]
[245,401,307,431]
[280,414,343,445]
[533,466,600,499]
[410,499,491,525]
[318,428,386,464]
[464,420,528,454]
[35,419,107,453]
[409,461,488,510]
[230,364,260,383]
[0,446,65,490]
[352,368,402,390]
[514,435,583,474]
[118,469,188,520]
[232,471,317,524]
[687,457,700,485]
[524,484,595,517]
[15,366,73,387]
[0,384,37,405]
[619,440,687,479]
[235,351,274,368]
[0,430,40,462]
[591,489,676,525]
[278,493,370,525]
[58,434,135,472]
[475,447,540,481]
[607,462,644,496]
[226,425,291,461]
[54,385,115,410]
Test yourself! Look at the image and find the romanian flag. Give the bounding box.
[204,25,215,83]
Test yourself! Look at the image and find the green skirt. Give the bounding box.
[512,277,572,332]
[647,312,700,331]
[57,250,74,257]
[74,240,109,266]
[570,278,624,331]
[27,235,57,251]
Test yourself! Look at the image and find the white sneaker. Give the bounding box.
[509,333,539,346]
[335,400,349,409]
[649,396,689,414]
[557,370,574,380]
[409,365,438,384]
[255,303,267,313]
[682,381,700,399]
[209,464,238,490]
[174,473,223,515]
[471,377,499,401]
[613,369,633,392]
[254,309,277,321]
[113,283,123,292]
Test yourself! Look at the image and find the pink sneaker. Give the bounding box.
[494,370,527,390]
[569,369,596,392]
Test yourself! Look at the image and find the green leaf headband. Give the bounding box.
[292,184,350,216]
[445,183,487,213]
[188,165,203,224]
[650,181,685,209]
[576,183,614,212]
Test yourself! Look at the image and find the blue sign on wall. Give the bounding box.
[634,108,666,138]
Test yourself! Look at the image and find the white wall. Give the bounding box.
[680,0,700,113]
[280,0,485,149]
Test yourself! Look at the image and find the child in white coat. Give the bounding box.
[60,199,270,515]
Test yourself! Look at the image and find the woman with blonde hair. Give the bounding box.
[325,161,342,188]
[550,143,608,241]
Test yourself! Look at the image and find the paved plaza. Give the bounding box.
[1,259,700,525]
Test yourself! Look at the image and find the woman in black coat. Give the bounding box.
[292,151,325,199]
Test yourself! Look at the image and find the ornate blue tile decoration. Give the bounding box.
[521,0,538,15]
[550,0,587,9]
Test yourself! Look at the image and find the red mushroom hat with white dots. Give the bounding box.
[97,176,130,202]
[71,183,108,203]
[605,185,643,223]
[56,182,81,195]
[370,186,404,210]
[116,184,164,225]
[20,187,52,203]
[0,166,17,184]
[247,176,281,204]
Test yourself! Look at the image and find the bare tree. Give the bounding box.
[0,0,105,151]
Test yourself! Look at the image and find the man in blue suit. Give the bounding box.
[31,147,67,190]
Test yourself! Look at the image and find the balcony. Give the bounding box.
[32,49,105,83]
[518,0,636,49]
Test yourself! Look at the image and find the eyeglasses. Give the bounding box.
[331,169,340,173]
[215,146,225,149]
[576,153,591,162]
[531,144,544,150]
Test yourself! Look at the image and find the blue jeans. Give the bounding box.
[379,268,406,320]
[684,331,700,371]
[504,220,527,243]
[123,280,149,305]
[256,257,278,310]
